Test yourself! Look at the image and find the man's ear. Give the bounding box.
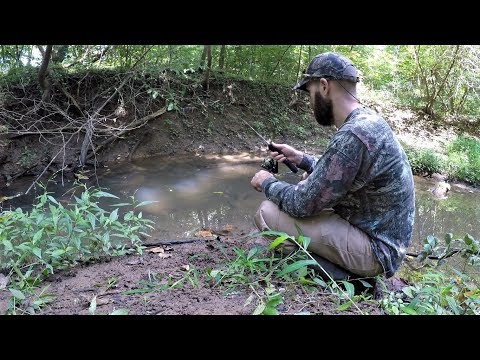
[319,78,329,94]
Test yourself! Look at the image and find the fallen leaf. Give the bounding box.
[195,230,213,237]
[163,246,173,251]
[222,224,234,233]
[147,247,164,253]
[158,253,172,259]
[96,297,110,306]
[0,274,9,289]
[74,173,89,180]
[180,265,190,271]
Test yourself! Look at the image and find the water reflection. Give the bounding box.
[2,154,479,248]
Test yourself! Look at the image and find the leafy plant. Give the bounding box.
[447,136,480,184]
[379,233,480,315]
[403,145,445,175]
[0,183,155,314]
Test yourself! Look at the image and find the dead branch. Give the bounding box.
[79,117,94,166]
[86,107,166,160]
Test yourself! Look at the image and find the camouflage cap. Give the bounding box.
[293,52,359,91]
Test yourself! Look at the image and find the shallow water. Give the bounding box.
[3,154,479,248]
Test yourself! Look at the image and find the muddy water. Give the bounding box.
[93,153,284,240]
[3,154,480,248]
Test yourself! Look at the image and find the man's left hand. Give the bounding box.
[251,170,274,192]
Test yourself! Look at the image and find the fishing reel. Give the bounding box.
[261,158,278,174]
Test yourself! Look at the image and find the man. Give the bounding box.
[250,52,415,280]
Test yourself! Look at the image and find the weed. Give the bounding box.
[379,233,480,315]
[0,183,155,314]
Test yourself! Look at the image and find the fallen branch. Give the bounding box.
[86,107,166,160]
[142,238,207,247]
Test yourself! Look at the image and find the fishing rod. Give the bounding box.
[241,119,298,173]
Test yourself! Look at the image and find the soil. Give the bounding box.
[0,69,477,315]
[14,236,383,316]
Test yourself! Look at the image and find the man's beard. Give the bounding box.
[313,92,334,126]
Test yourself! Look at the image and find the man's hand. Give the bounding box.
[269,142,303,166]
[251,170,274,192]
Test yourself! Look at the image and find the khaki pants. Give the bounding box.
[254,200,383,277]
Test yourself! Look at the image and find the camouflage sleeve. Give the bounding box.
[298,154,319,173]
[261,132,365,217]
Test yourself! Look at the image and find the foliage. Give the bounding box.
[0,183,154,314]
[446,135,480,184]
[207,231,369,315]
[401,135,480,185]
[1,45,479,118]
[379,233,480,315]
[403,145,445,175]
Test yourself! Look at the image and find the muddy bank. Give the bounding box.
[0,69,334,192]
[28,236,382,315]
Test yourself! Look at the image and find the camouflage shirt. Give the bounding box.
[262,107,415,278]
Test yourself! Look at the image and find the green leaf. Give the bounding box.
[33,247,42,259]
[277,260,316,278]
[167,102,174,111]
[253,303,266,315]
[93,191,119,199]
[51,249,65,258]
[358,279,373,288]
[426,235,437,247]
[110,203,131,207]
[265,294,282,308]
[313,277,327,288]
[9,288,25,300]
[32,229,43,244]
[109,209,119,222]
[262,306,279,315]
[399,305,417,315]
[209,270,220,278]
[446,296,461,315]
[444,233,453,246]
[258,230,290,237]
[402,287,414,298]
[110,309,129,315]
[298,235,311,249]
[88,213,96,230]
[2,240,13,251]
[337,300,353,311]
[464,234,474,246]
[340,281,355,299]
[268,234,291,250]
[135,200,159,208]
[47,195,59,205]
[247,247,258,260]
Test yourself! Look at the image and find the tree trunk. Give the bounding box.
[270,45,292,78]
[218,45,226,70]
[201,45,212,91]
[295,45,303,82]
[38,45,53,102]
[200,45,208,68]
[168,45,173,68]
[424,45,460,116]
